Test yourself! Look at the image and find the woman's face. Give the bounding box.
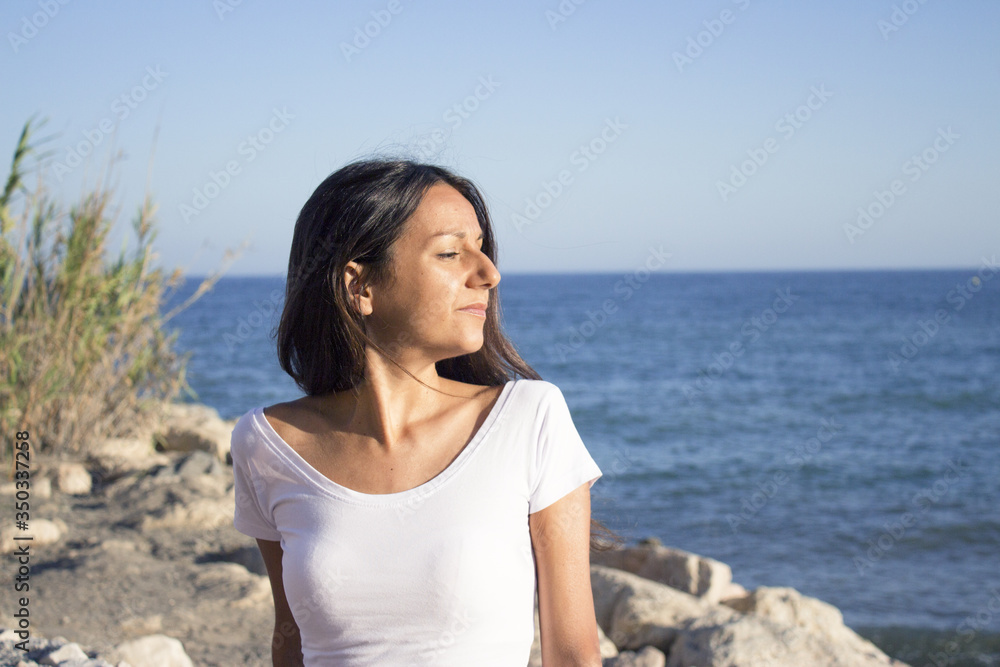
[353,182,501,365]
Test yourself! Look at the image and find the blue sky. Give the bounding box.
[2,0,997,275]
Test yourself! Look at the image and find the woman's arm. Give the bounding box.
[528,482,603,667]
[256,538,304,666]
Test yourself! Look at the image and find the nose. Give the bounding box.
[472,249,500,289]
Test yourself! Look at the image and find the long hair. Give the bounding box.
[275,157,622,552]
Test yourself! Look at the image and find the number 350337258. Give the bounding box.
[14,431,31,512]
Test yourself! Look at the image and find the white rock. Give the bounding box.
[112,635,193,667]
[119,614,163,636]
[33,476,52,499]
[154,403,234,462]
[598,622,619,658]
[54,462,92,495]
[607,646,667,667]
[192,562,271,608]
[591,566,906,666]
[40,642,89,664]
[87,437,170,476]
[0,518,63,553]
[717,580,748,603]
[591,564,736,651]
[665,612,893,667]
[140,493,234,532]
[100,539,138,553]
[592,539,733,604]
[721,586,894,662]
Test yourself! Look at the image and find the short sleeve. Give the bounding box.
[528,385,603,514]
[231,414,283,541]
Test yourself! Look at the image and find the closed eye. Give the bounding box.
[438,252,459,258]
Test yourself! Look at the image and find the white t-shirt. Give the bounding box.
[230,378,603,666]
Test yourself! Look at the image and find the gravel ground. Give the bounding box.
[3,450,276,666]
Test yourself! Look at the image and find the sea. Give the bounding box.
[163,268,1000,667]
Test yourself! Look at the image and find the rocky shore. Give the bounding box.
[1,402,912,666]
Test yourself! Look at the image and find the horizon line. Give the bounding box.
[174,264,996,280]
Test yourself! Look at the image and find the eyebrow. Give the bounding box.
[428,230,484,241]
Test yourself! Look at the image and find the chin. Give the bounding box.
[456,334,486,355]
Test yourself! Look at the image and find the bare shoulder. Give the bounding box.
[262,394,340,444]
[262,396,308,427]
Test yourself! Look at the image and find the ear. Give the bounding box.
[344,261,372,317]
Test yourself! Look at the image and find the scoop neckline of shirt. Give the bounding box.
[251,379,519,506]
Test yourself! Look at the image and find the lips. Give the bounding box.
[458,302,487,317]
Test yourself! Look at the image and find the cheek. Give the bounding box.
[416,276,459,311]
[401,284,458,329]
[381,264,461,324]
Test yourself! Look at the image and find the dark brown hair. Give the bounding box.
[275,157,622,552]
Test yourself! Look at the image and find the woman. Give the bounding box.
[230,158,622,665]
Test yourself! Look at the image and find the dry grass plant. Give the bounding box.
[0,116,243,477]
